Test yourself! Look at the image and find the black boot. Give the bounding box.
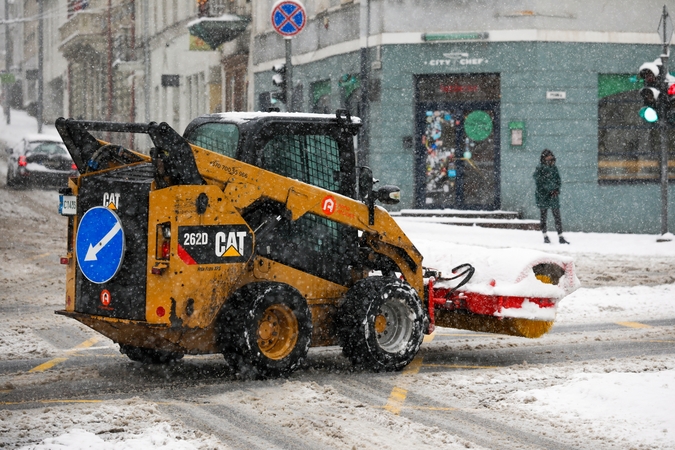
[559,236,570,244]
[543,235,550,244]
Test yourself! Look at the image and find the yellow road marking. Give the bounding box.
[27,337,102,373]
[65,337,100,353]
[383,336,497,416]
[28,358,68,373]
[40,399,103,404]
[0,399,103,406]
[383,386,408,415]
[616,321,652,329]
[383,355,424,415]
[423,333,436,344]
[402,356,424,375]
[423,363,499,370]
[407,405,457,411]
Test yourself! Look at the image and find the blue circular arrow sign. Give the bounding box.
[76,206,125,284]
[271,0,306,37]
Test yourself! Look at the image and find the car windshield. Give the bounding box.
[186,123,239,158]
[27,141,68,156]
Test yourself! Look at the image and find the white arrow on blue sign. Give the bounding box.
[271,0,306,37]
[76,206,125,284]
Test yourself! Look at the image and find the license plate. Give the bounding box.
[59,195,77,216]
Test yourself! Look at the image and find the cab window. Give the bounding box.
[262,133,341,192]
[186,123,240,158]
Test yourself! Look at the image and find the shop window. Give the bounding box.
[311,79,331,114]
[598,74,675,183]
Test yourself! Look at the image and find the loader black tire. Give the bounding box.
[218,283,312,378]
[119,344,183,364]
[338,277,425,372]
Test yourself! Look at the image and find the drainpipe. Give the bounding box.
[107,0,113,137]
[130,0,135,148]
[37,0,43,133]
[142,0,150,121]
[4,0,10,124]
[358,0,370,166]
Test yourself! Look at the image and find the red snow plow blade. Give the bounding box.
[425,260,577,338]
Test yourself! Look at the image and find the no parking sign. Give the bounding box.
[271,0,306,37]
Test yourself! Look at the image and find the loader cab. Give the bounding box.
[184,111,360,199]
[184,111,362,286]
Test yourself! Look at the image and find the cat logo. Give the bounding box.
[103,192,120,210]
[215,231,248,258]
[177,225,253,265]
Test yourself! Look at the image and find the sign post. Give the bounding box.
[657,6,673,241]
[270,0,306,111]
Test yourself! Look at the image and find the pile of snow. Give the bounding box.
[422,242,580,299]
[510,369,675,448]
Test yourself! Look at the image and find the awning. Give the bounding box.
[187,14,250,49]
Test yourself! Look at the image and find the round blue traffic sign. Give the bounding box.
[76,206,125,284]
[271,0,306,37]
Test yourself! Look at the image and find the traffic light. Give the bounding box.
[638,59,662,123]
[272,63,287,104]
[665,74,675,123]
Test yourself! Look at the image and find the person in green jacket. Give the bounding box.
[533,149,569,244]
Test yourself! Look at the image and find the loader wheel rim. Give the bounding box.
[257,304,299,360]
[374,314,388,334]
[375,297,413,353]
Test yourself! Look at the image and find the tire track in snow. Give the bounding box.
[159,401,319,450]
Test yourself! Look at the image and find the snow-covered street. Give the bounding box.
[1,110,674,449]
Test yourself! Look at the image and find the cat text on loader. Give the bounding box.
[55,110,572,377]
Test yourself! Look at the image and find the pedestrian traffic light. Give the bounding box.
[638,59,662,123]
[272,63,287,104]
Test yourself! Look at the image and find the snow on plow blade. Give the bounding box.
[425,247,580,338]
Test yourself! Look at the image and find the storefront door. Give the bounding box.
[414,74,500,210]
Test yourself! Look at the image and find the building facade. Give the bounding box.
[12,0,252,139]
[250,0,675,234]
[4,0,674,234]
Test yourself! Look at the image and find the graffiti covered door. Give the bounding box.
[415,74,500,210]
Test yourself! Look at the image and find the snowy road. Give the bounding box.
[1,136,675,449]
[1,310,673,450]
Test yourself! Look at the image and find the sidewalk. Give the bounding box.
[0,108,59,149]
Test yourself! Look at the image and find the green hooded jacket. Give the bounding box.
[533,163,561,209]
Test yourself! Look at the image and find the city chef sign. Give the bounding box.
[425,52,487,68]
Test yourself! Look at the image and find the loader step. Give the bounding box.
[392,209,540,230]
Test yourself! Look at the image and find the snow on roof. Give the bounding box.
[21,133,64,143]
[186,13,246,28]
[205,111,362,125]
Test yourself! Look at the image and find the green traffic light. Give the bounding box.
[639,106,659,123]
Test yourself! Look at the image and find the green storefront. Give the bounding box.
[254,40,675,234]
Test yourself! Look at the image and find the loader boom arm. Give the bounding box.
[190,144,424,294]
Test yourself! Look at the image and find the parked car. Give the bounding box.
[6,134,77,188]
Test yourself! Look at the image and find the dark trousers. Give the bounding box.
[540,208,563,234]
